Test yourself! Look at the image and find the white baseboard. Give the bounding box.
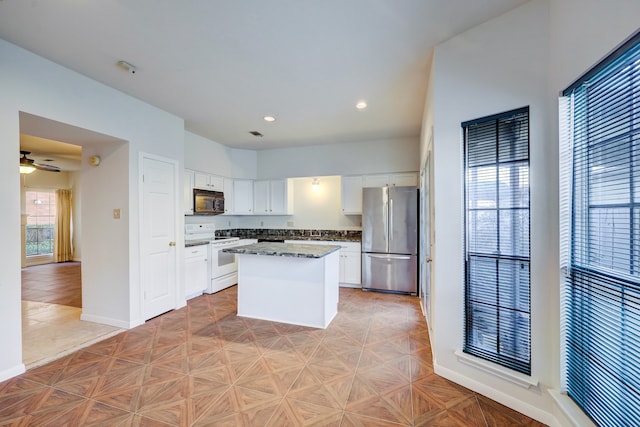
[339,283,361,289]
[434,361,559,427]
[80,313,134,329]
[548,389,597,427]
[0,363,26,382]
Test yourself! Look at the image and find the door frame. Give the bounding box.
[138,152,182,322]
[420,139,434,330]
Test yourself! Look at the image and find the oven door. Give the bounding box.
[210,244,237,278]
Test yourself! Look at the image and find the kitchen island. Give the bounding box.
[223,242,341,328]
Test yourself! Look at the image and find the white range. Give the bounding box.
[184,223,250,294]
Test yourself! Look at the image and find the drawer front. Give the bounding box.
[185,245,207,259]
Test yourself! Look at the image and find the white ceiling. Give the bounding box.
[1,0,527,151]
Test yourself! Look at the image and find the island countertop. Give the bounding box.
[223,242,340,258]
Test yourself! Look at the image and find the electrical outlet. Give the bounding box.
[287,221,294,227]
[260,221,264,227]
[113,208,121,219]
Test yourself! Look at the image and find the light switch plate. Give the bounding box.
[113,208,121,219]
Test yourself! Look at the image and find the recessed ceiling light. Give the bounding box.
[356,101,368,110]
[263,116,276,122]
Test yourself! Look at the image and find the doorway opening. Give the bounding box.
[19,111,126,369]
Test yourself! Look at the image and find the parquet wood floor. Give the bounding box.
[3,286,547,426]
[22,261,82,308]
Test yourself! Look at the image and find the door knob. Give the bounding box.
[169,241,176,247]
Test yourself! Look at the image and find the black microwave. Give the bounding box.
[193,189,225,215]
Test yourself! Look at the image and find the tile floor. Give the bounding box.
[3,285,546,426]
[21,262,123,368]
[22,300,124,369]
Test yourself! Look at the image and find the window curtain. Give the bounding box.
[54,189,73,262]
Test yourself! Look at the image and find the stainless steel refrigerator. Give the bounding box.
[362,186,418,295]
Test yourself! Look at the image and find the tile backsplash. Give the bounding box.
[217,228,361,242]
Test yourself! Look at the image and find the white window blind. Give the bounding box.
[462,107,531,375]
[560,31,640,427]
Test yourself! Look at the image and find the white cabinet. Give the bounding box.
[390,172,419,186]
[185,244,208,299]
[284,240,361,286]
[194,172,224,191]
[222,178,234,215]
[363,172,418,187]
[254,179,293,215]
[341,176,363,215]
[184,169,195,215]
[338,242,361,286]
[253,180,270,214]
[362,174,389,188]
[233,179,254,214]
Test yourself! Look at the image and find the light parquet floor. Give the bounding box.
[4,286,546,426]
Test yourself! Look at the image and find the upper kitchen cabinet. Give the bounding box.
[184,169,195,215]
[194,171,224,191]
[341,175,363,215]
[232,179,254,214]
[363,172,418,187]
[222,178,234,215]
[254,179,293,215]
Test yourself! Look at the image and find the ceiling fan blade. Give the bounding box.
[33,163,61,172]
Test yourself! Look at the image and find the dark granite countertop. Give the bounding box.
[185,240,210,248]
[216,228,361,242]
[222,242,341,258]
[277,235,360,242]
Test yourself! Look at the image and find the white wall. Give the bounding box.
[424,0,640,425]
[428,0,554,423]
[69,171,82,261]
[257,136,420,179]
[0,38,185,381]
[185,131,257,179]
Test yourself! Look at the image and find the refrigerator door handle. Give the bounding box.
[366,254,411,260]
[389,198,393,241]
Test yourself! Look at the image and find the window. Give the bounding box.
[462,107,531,375]
[560,31,640,426]
[25,190,56,257]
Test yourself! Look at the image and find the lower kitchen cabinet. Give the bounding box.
[284,240,361,286]
[185,244,208,299]
[338,242,361,286]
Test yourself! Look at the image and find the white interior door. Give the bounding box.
[141,154,178,320]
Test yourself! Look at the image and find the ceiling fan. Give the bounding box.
[19,150,61,174]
